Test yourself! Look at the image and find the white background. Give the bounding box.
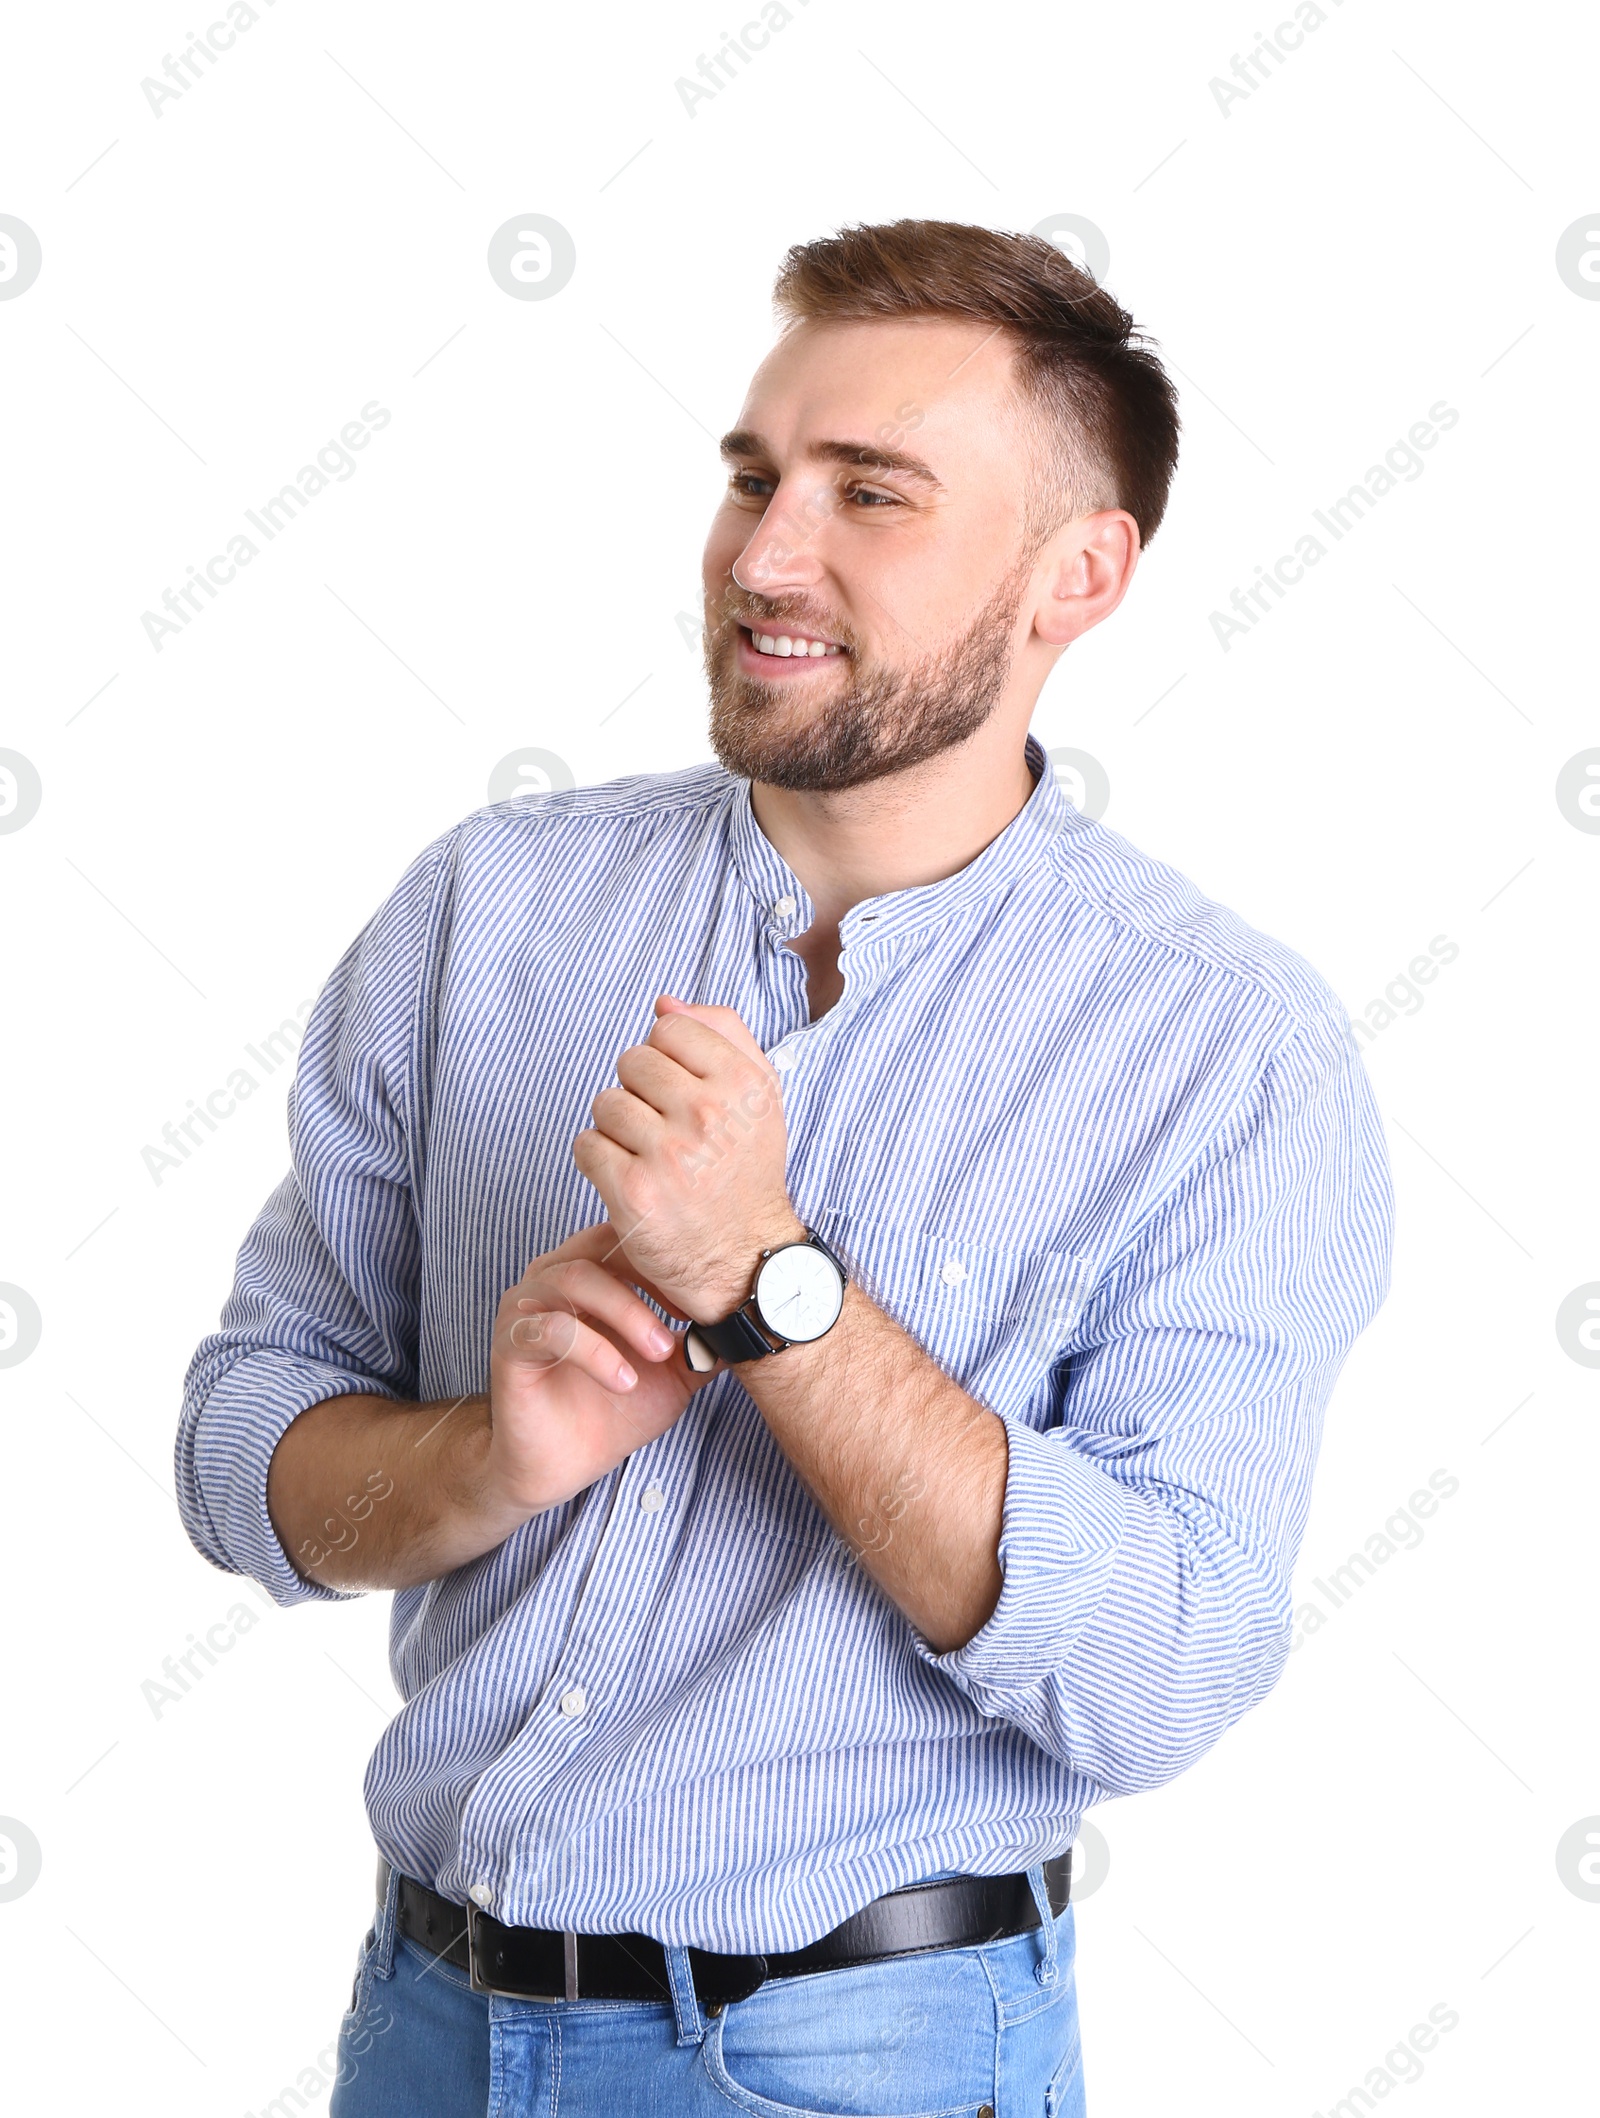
[1,1,1595,2110]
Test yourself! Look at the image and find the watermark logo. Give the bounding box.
[1047,747,1110,822]
[141,1582,277,1718]
[0,750,43,834]
[1347,934,1459,1047]
[488,749,576,802]
[1210,400,1459,651]
[140,402,392,652]
[1310,2002,1460,2115]
[140,1,280,118]
[1555,1284,1600,1368]
[0,214,43,300]
[0,1818,42,1902]
[675,2,815,119]
[487,215,576,300]
[1555,215,1600,299]
[1554,1816,1600,1901]
[0,1284,43,1368]
[141,1000,315,1184]
[292,1467,396,1576]
[1030,214,1110,287]
[1209,0,1349,119]
[1555,749,1600,832]
[1068,1819,1110,1901]
[246,2039,353,2117]
[1289,1468,1460,1650]
[245,1998,396,2116]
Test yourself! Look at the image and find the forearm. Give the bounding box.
[266,1390,533,1592]
[736,1283,1008,1652]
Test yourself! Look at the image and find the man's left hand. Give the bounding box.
[572,993,804,1324]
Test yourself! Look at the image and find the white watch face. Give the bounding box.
[754,1243,843,1344]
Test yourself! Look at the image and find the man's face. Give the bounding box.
[701,318,1047,792]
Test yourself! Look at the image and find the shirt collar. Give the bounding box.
[727,731,1072,952]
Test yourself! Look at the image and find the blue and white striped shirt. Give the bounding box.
[176,731,1393,1951]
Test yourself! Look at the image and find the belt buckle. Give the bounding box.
[466,1903,580,2002]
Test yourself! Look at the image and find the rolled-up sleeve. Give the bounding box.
[912,1005,1394,1793]
[174,829,456,1607]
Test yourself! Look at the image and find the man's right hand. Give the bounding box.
[480,1219,714,1516]
[267,1222,720,1593]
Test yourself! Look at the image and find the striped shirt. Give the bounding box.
[175,730,1394,1951]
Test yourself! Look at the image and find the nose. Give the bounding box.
[731,476,833,595]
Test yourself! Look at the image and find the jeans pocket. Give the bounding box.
[1043,2022,1084,2118]
[701,1951,998,2117]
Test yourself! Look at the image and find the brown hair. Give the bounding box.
[772,219,1181,547]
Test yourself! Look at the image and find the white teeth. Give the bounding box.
[749,628,842,658]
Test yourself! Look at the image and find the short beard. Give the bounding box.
[703,556,1033,793]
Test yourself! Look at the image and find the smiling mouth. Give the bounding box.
[738,624,847,661]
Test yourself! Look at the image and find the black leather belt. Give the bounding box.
[383,1853,1072,2009]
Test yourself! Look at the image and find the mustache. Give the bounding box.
[711,584,859,651]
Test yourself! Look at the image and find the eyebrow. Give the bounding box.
[719,429,944,490]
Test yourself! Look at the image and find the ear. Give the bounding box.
[1031,509,1141,649]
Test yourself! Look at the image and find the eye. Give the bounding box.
[727,469,774,500]
[841,481,901,509]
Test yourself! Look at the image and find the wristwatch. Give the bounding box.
[683,1228,848,1370]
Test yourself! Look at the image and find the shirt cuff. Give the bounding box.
[179,1350,403,1608]
[909,1413,1130,1705]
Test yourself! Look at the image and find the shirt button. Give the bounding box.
[940,1258,968,1286]
[558,1687,588,1720]
[469,1882,494,1909]
[771,1046,795,1071]
[639,1483,666,1515]
[772,894,797,918]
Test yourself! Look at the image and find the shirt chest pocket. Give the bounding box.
[809,1206,1095,1424]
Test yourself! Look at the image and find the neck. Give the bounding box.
[748,720,1040,934]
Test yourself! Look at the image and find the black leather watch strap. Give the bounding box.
[688,1227,847,1368]
[693,1303,779,1365]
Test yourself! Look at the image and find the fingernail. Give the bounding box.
[617,1363,637,1388]
[650,1328,674,1355]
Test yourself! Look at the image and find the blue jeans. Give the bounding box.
[328,1863,1086,2116]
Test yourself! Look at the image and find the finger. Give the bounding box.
[518,1219,685,1325]
[588,1081,666,1156]
[518,1256,679,1363]
[613,1048,771,1154]
[538,1218,680,1318]
[570,1126,638,1210]
[645,1007,774,1083]
[534,1219,630,1275]
[500,1307,641,1395]
[655,995,772,1071]
[611,1041,693,1118]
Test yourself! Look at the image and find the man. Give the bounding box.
[178,219,1393,2113]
